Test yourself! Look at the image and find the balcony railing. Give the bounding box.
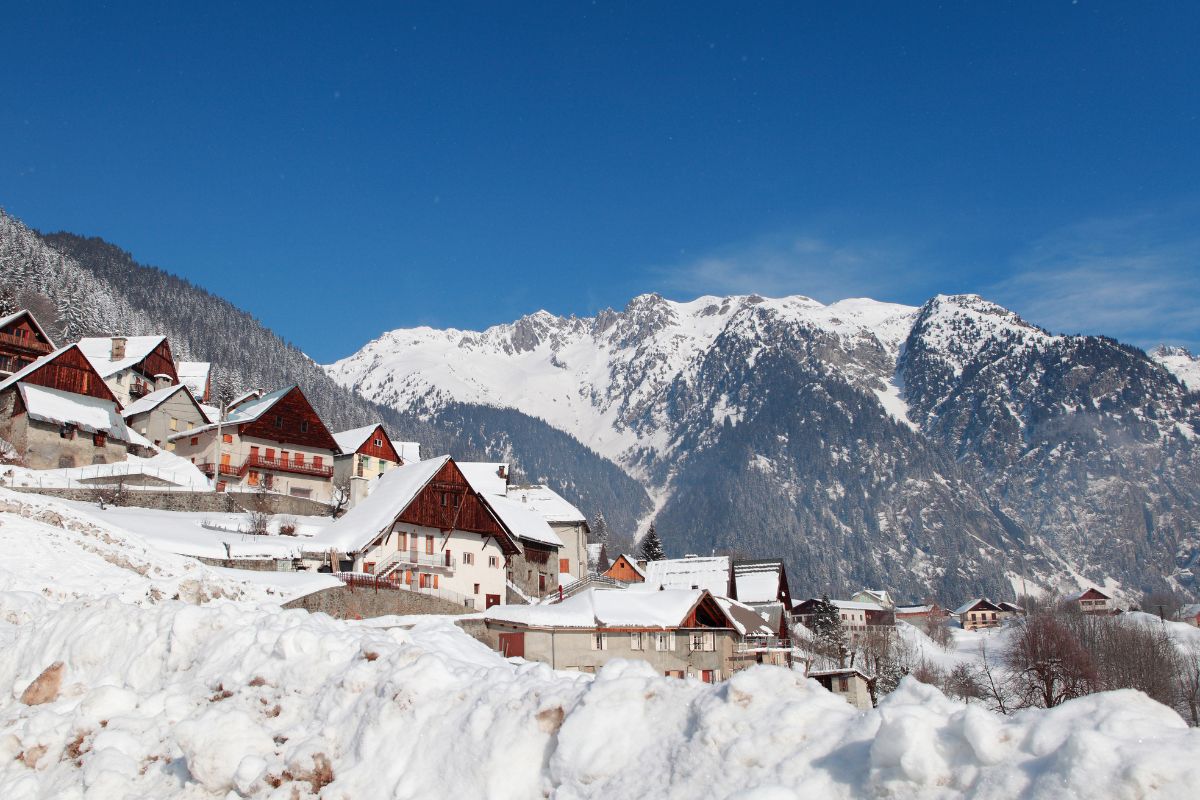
[195,461,240,477]
[0,331,53,355]
[242,454,334,478]
[376,550,456,572]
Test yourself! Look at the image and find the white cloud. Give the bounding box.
[993,212,1200,350]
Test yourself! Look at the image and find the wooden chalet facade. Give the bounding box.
[332,423,404,488]
[0,311,56,377]
[954,598,1014,631]
[308,456,522,609]
[0,346,143,468]
[171,385,339,502]
[1068,588,1115,615]
[77,336,180,406]
[603,553,647,583]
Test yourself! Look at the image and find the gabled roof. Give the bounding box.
[954,598,1003,616]
[482,493,563,548]
[170,386,293,438]
[609,553,646,578]
[1064,587,1112,602]
[715,597,776,637]
[307,456,451,553]
[854,589,895,607]
[17,383,132,440]
[458,462,509,498]
[485,588,732,630]
[0,309,56,348]
[332,423,388,456]
[176,361,210,397]
[0,344,121,404]
[395,441,421,462]
[505,484,587,525]
[120,383,201,418]
[76,336,168,378]
[733,559,786,604]
[641,555,731,595]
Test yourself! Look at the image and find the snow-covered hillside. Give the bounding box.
[2,490,1199,798]
[1153,345,1200,391]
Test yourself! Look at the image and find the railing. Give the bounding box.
[242,454,334,478]
[554,574,629,602]
[735,637,792,652]
[334,571,476,609]
[0,331,53,354]
[195,461,240,477]
[374,549,455,577]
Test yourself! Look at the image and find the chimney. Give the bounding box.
[497,464,507,480]
[110,337,127,361]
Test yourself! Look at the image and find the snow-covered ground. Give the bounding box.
[1,489,1199,797]
[2,450,212,491]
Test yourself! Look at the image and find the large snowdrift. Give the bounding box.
[1,596,1198,798]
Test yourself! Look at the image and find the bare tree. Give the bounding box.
[330,477,351,518]
[921,614,953,649]
[1176,643,1200,727]
[943,662,984,703]
[977,641,1013,715]
[1005,614,1098,708]
[1141,589,1185,621]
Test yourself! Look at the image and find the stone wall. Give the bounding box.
[4,485,331,516]
[282,584,473,619]
[195,556,296,572]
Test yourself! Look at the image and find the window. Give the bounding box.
[441,492,448,507]
[190,437,199,446]
[187,421,194,430]
[463,552,474,566]
[250,446,259,460]
[248,470,259,486]
[560,558,570,573]
[488,555,499,568]
[689,632,714,652]
[539,573,547,592]
[294,453,305,466]
[473,583,480,595]
[630,632,643,651]
[169,418,178,431]
[300,420,309,433]
[280,451,289,466]
[364,562,375,574]
[654,632,675,652]
[274,415,284,429]
[591,632,608,651]
[93,432,107,447]
[374,437,382,447]
[313,455,323,468]
[266,448,275,460]
[222,433,233,444]
[453,493,460,508]
[425,535,434,555]
[398,532,407,551]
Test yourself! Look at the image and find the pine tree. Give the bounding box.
[591,511,610,546]
[0,285,17,317]
[811,594,848,667]
[639,520,666,561]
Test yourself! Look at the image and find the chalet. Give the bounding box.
[895,602,946,622]
[733,559,792,607]
[603,553,647,583]
[505,483,591,582]
[175,361,212,403]
[169,385,338,502]
[954,598,1013,631]
[792,598,890,638]
[333,423,406,481]
[851,589,895,609]
[483,588,775,681]
[996,600,1025,616]
[0,346,145,468]
[0,310,56,377]
[460,462,564,600]
[121,384,210,450]
[641,555,733,596]
[809,668,875,710]
[306,456,521,609]
[77,336,179,407]
[1065,587,1115,615]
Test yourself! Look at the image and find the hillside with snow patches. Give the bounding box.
[328,292,1200,602]
[2,487,1199,798]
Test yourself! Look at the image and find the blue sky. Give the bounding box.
[2,2,1198,360]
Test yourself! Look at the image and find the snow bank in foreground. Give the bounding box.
[1,597,1197,799]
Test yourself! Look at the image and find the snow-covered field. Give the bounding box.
[1,489,1199,798]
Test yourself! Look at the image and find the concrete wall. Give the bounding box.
[486,623,733,678]
[126,391,208,449]
[283,583,472,619]
[552,521,589,580]
[173,429,335,503]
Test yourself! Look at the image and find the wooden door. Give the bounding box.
[498,632,524,658]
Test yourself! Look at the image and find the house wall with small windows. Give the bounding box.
[125,392,208,450]
[355,522,508,608]
[507,539,560,599]
[484,623,735,680]
[172,428,336,503]
[0,392,133,469]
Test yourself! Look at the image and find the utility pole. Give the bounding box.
[211,400,227,492]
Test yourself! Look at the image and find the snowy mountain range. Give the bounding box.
[328,292,1200,601]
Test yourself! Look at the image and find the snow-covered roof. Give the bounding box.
[176,361,210,397]
[0,309,56,348]
[332,423,387,456]
[715,597,776,637]
[76,336,168,378]
[505,484,586,524]
[306,456,450,554]
[831,599,884,612]
[854,589,894,607]
[485,587,724,630]
[953,598,1002,616]
[174,386,293,438]
[458,462,509,498]
[395,441,421,462]
[1063,587,1111,602]
[227,388,263,410]
[640,555,731,595]
[483,494,563,548]
[896,604,935,615]
[120,384,194,418]
[198,403,220,423]
[17,383,133,440]
[808,667,874,681]
[732,560,784,604]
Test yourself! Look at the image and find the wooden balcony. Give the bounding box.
[242,454,333,479]
[195,461,240,478]
[0,332,53,355]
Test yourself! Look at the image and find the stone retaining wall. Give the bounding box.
[5,486,331,516]
[282,584,472,619]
